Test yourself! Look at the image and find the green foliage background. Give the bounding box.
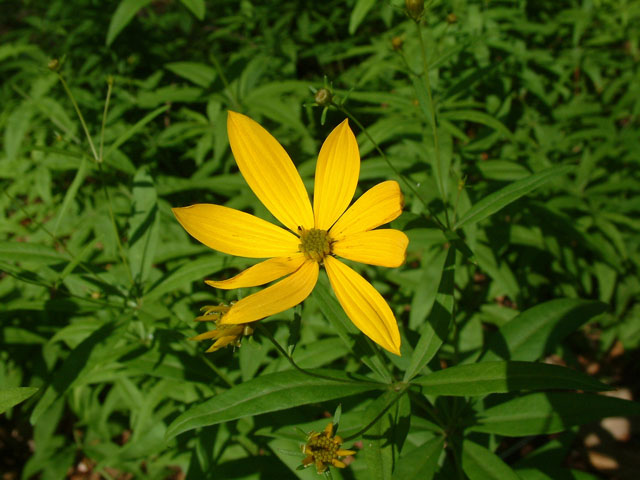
[1,0,639,478]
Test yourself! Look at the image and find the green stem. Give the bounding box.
[407,389,445,430]
[55,71,134,286]
[57,73,99,162]
[0,261,126,310]
[334,102,447,232]
[98,161,134,287]
[2,190,124,294]
[364,336,395,383]
[257,324,382,387]
[98,77,114,163]
[210,52,240,110]
[414,20,450,228]
[342,384,409,442]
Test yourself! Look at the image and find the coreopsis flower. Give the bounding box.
[191,304,254,352]
[301,422,356,474]
[173,112,408,355]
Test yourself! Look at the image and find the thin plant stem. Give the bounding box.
[56,73,99,162]
[364,336,395,383]
[333,102,447,232]
[198,349,236,388]
[210,52,240,110]
[55,71,134,287]
[98,76,114,163]
[407,389,445,430]
[342,384,409,442]
[2,190,123,294]
[257,324,383,387]
[414,20,451,228]
[0,262,126,310]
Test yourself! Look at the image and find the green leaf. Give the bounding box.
[454,165,574,230]
[362,391,411,480]
[166,369,382,438]
[403,247,455,382]
[412,361,610,395]
[31,322,118,425]
[103,105,168,161]
[0,241,65,265]
[312,277,393,383]
[179,0,205,20]
[52,156,87,235]
[128,167,159,286]
[481,299,608,362]
[441,110,516,142]
[470,392,640,436]
[0,387,39,414]
[143,255,231,301]
[349,0,376,34]
[392,436,444,480]
[106,0,152,46]
[165,62,216,88]
[461,440,521,480]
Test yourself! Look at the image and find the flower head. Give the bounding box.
[190,304,254,352]
[173,112,408,355]
[301,422,356,474]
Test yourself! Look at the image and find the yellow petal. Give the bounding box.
[332,229,408,268]
[313,119,360,230]
[221,260,319,324]
[172,204,299,258]
[330,180,404,239]
[205,253,307,289]
[324,256,401,355]
[227,111,314,232]
[337,449,357,456]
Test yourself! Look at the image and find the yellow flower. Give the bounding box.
[172,112,408,355]
[301,422,356,474]
[190,304,254,352]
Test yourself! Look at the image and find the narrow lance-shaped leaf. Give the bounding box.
[128,167,159,286]
[0,387,39,415]
[404,247,455,382]
[53,156,87,235]
[412,361,611,396]
[454,165,574,230]
[166,369,383,439]
[106,0,153,46]
[392,436,444,480]
[312,278,393,384]
[469,392,640,436]
[461,440,521,480]
[481,298,608,362]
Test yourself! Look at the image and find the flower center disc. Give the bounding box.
[299,228,331,263]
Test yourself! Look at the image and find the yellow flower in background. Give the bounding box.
[301,422,356,474]
[172,111,408,355]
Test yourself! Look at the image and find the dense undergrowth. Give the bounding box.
[1,0,640,479]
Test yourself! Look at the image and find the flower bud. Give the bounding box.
[314,88,333,108]
[405,0,424,21]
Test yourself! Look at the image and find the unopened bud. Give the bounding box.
[48,59,59,71]
[314,88,333,107]
[391,36,403,51]
[405,0,424,21]
[447,13,458,24]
